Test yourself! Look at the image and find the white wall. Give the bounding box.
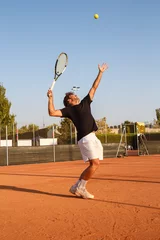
[145,128,160,133]
[40,138,57,146]
[0,140,12,147]
[18,140,32,146]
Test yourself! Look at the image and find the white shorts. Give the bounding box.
[78,132,103,162]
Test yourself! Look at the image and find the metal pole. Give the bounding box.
[116,127,124,157]
[75,127,77,144]
[16,124,18,146]
[105,121,107,144]
[70,123,72,144]
[120,124,122,134]
[124,126,127,156]
[6,125,8,166]
[13,123,15,147]
[33,124,35,146]
[53,125,55,162]
[137,127,140,155]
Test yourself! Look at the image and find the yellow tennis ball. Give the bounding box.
[94,14,99,19]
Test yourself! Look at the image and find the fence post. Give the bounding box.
[75,127,77,144]
[33,124,35,146]
[6,125,9,166]
[70,123,72,144]
[12,123,15,147]
[53,125,55,162]
[16,124,18,146]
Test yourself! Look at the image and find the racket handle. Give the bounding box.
[50,80,55,91]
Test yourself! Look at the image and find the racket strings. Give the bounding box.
[55,53,68,75]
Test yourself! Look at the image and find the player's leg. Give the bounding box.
[69,133,103,198]
[80,158,100,180]
[74,159,100,198]
[69,159,100,198]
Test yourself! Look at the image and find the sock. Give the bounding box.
[79,179,87,189]
[74,179,81,187]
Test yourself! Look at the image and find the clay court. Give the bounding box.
[0,155,160,240]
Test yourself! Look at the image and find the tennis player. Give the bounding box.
[47,63,108,199]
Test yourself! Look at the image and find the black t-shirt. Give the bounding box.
[60,94,98,141]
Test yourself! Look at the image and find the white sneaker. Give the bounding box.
[69,185,77,195]
[75,187,94,199]
[69,185,81,197]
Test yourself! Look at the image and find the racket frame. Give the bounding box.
[50,52,68,90]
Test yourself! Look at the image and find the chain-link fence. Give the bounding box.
[1,123,160,166]
[0,124,124,166]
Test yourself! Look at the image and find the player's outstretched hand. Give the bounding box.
[98,63,108,73]
[47,89,53,98]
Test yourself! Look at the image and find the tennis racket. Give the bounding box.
[50,52,68,90]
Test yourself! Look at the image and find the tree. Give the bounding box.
[18,124,39,134]
[18,125,28,134]
[0,84,16,135]
[28,124,39,132]
[96,117,110,134]
[57,118,72,144]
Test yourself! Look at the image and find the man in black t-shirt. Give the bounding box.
[47,63,108,199]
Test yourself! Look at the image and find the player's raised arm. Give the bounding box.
[47,89,62,117]
[89,63,108,101]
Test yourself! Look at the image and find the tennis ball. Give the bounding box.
[94,14,99,19]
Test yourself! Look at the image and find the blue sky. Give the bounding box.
[0,0,160,127]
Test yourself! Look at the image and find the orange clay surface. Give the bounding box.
[0,156,160,240]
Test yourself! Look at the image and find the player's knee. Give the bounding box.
[90,159,100,169]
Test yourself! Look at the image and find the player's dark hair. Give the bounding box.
[63,92,74,107]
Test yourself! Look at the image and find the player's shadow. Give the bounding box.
[0,185,160,211]
[0,172,160,184]
[0,185,76,199]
